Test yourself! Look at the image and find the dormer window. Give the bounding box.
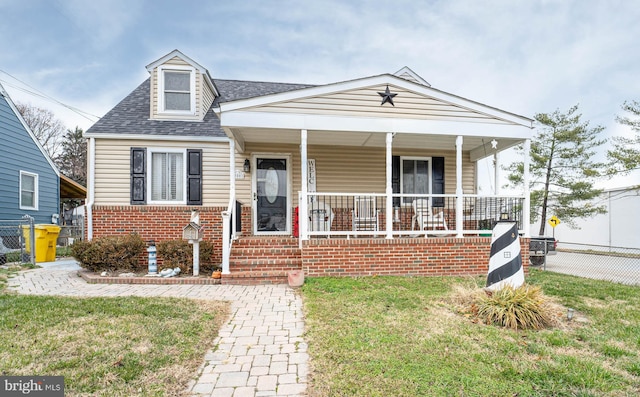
[158,65,196,115]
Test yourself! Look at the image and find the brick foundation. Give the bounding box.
[301,237,530,278]
[91,205,226,264]
[89,205,530,283]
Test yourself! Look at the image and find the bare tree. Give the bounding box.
[15,102,66,160]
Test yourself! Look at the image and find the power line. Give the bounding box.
[0,70,101,122]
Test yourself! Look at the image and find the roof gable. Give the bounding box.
[146,49,208,74]
[394,66,431,87]
[0,82,59,176]
[217,74,533,127]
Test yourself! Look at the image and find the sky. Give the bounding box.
[1,0,638,189]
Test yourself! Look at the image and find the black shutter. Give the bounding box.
[392,155,400,207]
[187,149,202,205]
[130,147,146,205]
[432,157,445,207]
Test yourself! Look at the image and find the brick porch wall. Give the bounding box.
[302,237,530,277]
[91,205,226,264]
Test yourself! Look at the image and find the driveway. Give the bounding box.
[544,251,640,285]
[7,260,308,397]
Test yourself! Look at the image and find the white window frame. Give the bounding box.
[399,156,432,205]
[19,171,39,210]
[147,148,187,205]
[157,65,196,115]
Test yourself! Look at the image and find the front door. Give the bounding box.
[254,157,289,234]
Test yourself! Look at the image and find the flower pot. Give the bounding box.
[288,270,305,287]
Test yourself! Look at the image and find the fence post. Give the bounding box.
[28,216,35,265]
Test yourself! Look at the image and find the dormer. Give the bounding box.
[146,50,218,121]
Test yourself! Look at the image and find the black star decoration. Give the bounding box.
[378,85,397,106]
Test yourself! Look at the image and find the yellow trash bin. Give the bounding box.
[21,224,61,263]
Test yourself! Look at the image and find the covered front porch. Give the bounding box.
[218,129,532,277]
[214,72,533,276]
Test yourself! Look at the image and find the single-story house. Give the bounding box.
[85,50,534,283]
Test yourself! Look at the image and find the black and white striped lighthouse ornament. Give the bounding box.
[486,221,524,291]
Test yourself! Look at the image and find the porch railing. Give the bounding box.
[301,192,525,238]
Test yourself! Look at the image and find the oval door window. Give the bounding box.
[265,167,279,203]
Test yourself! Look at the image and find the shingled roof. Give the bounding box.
[86,78,314,137]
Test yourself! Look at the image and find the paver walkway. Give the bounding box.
[7,261,308,397]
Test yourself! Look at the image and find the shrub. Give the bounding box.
[71,234,146,273]
[157,239,216,274]
[475,284,555,330]
[157,240,192,273]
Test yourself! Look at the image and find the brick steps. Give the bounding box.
[229,237,302,277]
[221,270,288,285]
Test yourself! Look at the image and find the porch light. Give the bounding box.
[243,159,251,173]
[500,212,510,220]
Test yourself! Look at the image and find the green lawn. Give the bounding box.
[0,266,229,396]
[301,270,640,397]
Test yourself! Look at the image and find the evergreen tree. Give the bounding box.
[506,105,607,235]
[57,126,87,186]
[608,100,640,175]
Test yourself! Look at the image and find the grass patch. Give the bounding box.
[1,269,229,396]
[301,271,640,396]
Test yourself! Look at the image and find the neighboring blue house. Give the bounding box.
[0,82,60,225]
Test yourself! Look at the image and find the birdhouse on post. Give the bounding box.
[182,222,204,243]
[183,210,204,276]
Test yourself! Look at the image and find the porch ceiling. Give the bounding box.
[232,127,522,154]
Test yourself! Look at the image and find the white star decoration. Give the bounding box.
[491,139,498,149]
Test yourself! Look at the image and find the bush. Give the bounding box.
[157,239,217,274]
[475,284,555,330]
[71,234,146,273]
[157,240,192,273]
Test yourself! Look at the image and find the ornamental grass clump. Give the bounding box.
[475,284,555,330]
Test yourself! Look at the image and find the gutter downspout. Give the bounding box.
[86,136,96,240]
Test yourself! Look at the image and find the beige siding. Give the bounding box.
[202,78,215,117]
[94,139,230,206]
[165,56,190,67]
[249,85,516,125]
[95,139,475,209]
[232,144,475,206]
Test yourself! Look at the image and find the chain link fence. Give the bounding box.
[539,241,640,285]
[0,216,36,266]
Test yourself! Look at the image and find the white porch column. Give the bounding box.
[494,151,500,195]
[523,139,531,238]
[300,130,309,244]
[229,139,236,237]
[455,136,464,238]
[222,139,236,275]
[385,132,393,239]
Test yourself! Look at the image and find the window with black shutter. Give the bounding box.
[130,147,203,205]
[393,156,445,206]
[431,157,445,207]
[130,147,146,205]
[186,149,202,205]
